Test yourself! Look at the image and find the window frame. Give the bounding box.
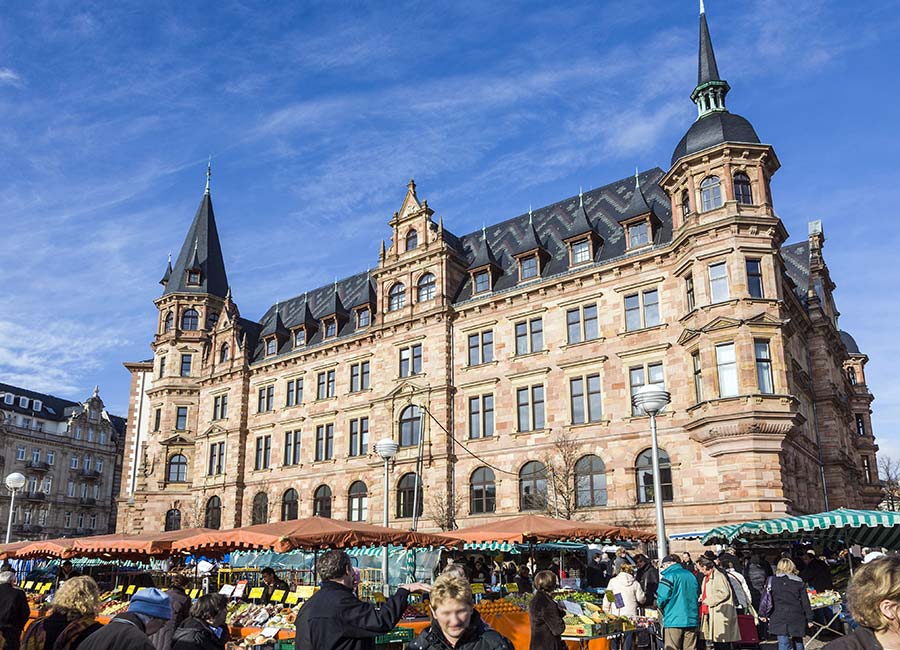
[315,424,335,461]
[349,417,369,457]
[472,269,491,294]
[636,448,674,503]
[575,454,608,508]
[396,473,423,519]
[733,172,753,205]
[708,261,730,303]
[566,304,599,345]
[399,405,421,447]
[700,176,723,211]
[399,344,423,377]
[348,481,368,522]
[313,485,333,518]
[715,342,739,398]
[516,384,545,432]
[514,318,543,356]
[569,238,592,266]
[467,394,495,440]
[166,454,188,483]
[624,289,660,331]
[388,283,407,311]
[629,362,665,416]
[754,339,774,394]
[469,467,496,514]
[746,258,764,298]
[180,354,192,377]
[569,374,603,425]
[282,488,299,521]
[417,273,436,302]
[518,254,539,281]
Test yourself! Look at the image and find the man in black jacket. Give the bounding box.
[79,587,172,650]
[295,550,431,650]
[634,554,659,608]
[261,567,290,603]
[0,570,29,650]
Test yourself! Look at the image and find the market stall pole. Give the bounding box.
[375,437,399,596]
[4,473,26,544]
[631,384,671,561]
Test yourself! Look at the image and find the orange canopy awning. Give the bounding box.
[70,528,215,557]
[0,540,32,560]
[171,517,461,554]
[439,514,655,545]
[13,534,127,559]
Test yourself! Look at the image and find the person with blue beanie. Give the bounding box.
[79,587,172,650]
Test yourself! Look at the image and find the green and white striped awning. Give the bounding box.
[463,541,518,553]
[702,509,900,549]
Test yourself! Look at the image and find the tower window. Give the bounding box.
[417,273,436,302]
[356,307,371,328]
[187,270,200,285]
[733,172,753,205]
[700,176,723,211]
[181,308,199,331]
[680,189,690,217]
[405,229,418,252]
[164,312,174,332]
[388,283,406,311]
[473,270,490,294]
[746,259,764,298]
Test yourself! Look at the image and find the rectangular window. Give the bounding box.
[357,307,370,328]
[284,430,302,465]
[692,351,703,403]
[64,512,72,528]
[153,409,161,432]
[87,427,95,442]
[625,289,660,331]
[629,362,665,415]
[16,446,25,461]
[571,239,591,265]
[76,513,84,528]
[467,330,493,366]
[317,372,326,399]
[863,457,873,484]
[754,340,774,394]
[47,451,55,466]
[520,255,538,280]
[628,221,650,248]
[158,355,166,379]
[325,319,337,338]
[516,385,545,432]
[350,361,370,392]
[213,395,228,420]
[515,318,543,355]
[254,435,271,470]
[315,424,334,461]
[856,414,867,437]
[286,378,303,406]
[567,304,599,345]
[349,417,369,456]
[89,514,97,529]
[746,259,764,298]
[95,459,103,473]
[473,270,490,294]
[295,329,306,346]
[327,369,335,397]
[32,448,40,463]
[570,374,603,425]
[399,344,422,377]
[175,406,188,431]
[180,354,192,377]
[709,262,730,303]
[468,394,495,439]
[67,481,75,497]
[208,441,225,475]
[74,425,82,440]
[716,342,739,398]
[685,274,695,311]
[70,455,79,470]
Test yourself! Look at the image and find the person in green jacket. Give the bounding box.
[657,555,700,650]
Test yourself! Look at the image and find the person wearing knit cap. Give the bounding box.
[79,588,172,650]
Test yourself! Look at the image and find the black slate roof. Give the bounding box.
[698,11,722,85]
[781,240,810,308]
[840,330,861,354]
[671,111,760,166]
[0,382,79,420]
[163,193,229,298]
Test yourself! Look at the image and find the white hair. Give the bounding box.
[0,571,15,584]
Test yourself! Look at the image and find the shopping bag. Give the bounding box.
[758,577,773,618]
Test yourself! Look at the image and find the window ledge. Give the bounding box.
[466,435,498,443]
[346,388,374,396]
[251,467,274,474]
[624,411,674,422]
[512,428,547,437]
[620,323,668,337]
[686,393,794,414]
[314,396,338,402]
[560,337,605,352]
[566,420,610,431]
[311,459,337,466]
[700,298,740,311]
[396,372,427,381]
[514,350,549,360]
[463,361,499,371]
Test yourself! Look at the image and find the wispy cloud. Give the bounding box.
[0,67,22,87]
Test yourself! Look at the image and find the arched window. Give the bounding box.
[406,229,418,252]
[164,312,174,333]
[417,273,436,302]
[397,473,423,519]
[680,189,690,217]
[733,172,753,205]
[251,492,268,525]
[313,485,332,518]
[206,311,219,330]
[635,449,673,504]
[348,481,368,522]
[220,343,230,363]
[164,508,181,531]
[388,283,406,311]
[204,496,222,529]
[399,405,421,447]
[166,454,188,483]
[281,488,299,521]
[519,461,547,511]
[847,368,857,385]
[181,308,199,331]
[575,455,607,508]
[470,467,496,514]
[700,176,723,212]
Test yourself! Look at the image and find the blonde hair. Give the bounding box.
[847,556,900,632]
[429,574,474,608]
[619,563,634,574]
[776,558,798,575]
[52,576,100,619]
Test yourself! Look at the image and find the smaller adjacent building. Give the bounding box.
[0,383,126,540]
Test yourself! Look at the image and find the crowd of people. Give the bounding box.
[0,548,893,650]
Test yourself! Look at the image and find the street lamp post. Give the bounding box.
[374,438,399,596]
[4,473,26,544]
[632,384,671,561]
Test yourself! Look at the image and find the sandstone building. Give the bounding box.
[118,7,880,539]
[0,383,126,540]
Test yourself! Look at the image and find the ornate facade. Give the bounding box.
[119,7,879,541]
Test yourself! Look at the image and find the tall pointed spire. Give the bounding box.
[691,1,730,118]
[159,253,173,286]
[205,156,211,195]
[164,169,230,297]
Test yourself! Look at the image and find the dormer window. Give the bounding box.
[519,255,538,281]
[570,239,591,265]
[700,176,723,211]
[33,400,42,412]
[294,329,306,347]
[733,172,752,205]
[187,270,201,286]
[19,397,28,408]
[388,283,406,311]
[473,270,490,294]
[3,394,12,405]
[627,221,650,249]
[680,189,690,217]
[265,338,277,356]
[356,307,371,328]
[406,229,418,252]
[323,317,338,339]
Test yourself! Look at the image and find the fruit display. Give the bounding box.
[99,600,130,617]
[808,589,842,608]
[474,598,524,615]
[226,602,300,630]
[400,603,430,619]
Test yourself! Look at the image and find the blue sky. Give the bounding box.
[1,1,898,461]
